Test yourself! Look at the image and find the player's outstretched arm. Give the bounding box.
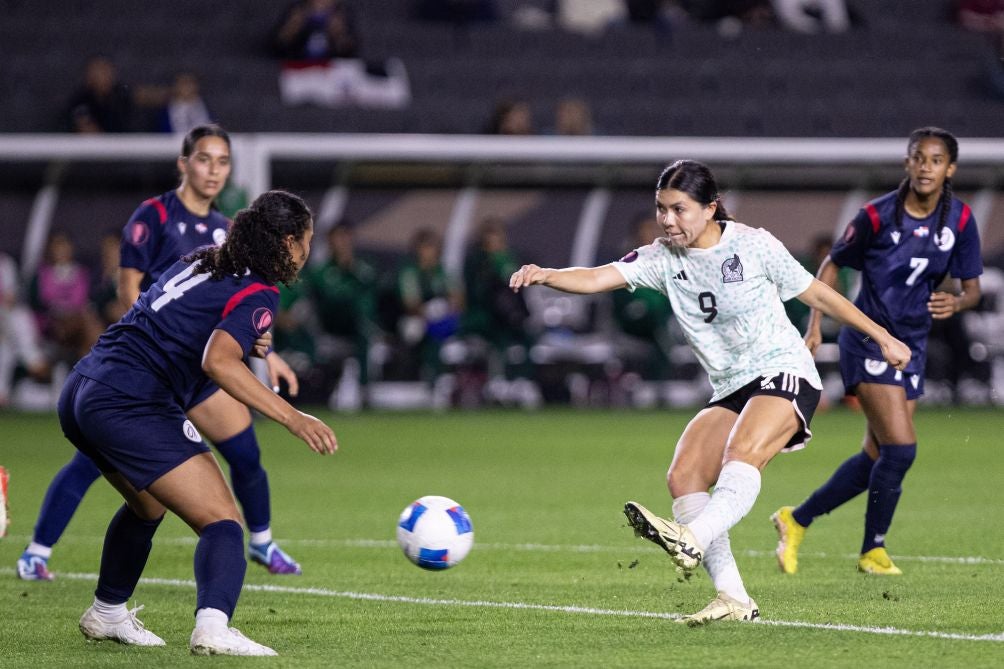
[202,329,336,455]
[803,257,840,355]
[509,263,626,295]
[797,278,911,371]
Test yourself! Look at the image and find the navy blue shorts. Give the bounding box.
[58,370,210,491]
[839,347,925,401]
[707,372,821,452]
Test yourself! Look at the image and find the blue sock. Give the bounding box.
[194,519,246,618]
[213,426,271,534]
[792,450,875,528]
[33,451,102,548]
[862,443,917,554]
[94,505,163,605]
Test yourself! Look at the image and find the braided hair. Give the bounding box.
[894,127,959,238]
[657,159,732,221]
[186,189,312,285]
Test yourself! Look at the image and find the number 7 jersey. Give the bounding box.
[613,221,821,401]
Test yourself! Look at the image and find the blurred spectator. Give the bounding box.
[303,222,382,406]
[158,72,214,135]
[770,0,850,33]
[28,233,103,361]
[271,0,360,61]
[784,234,853,337]
[463,217,532,361]
[397,228,463,382]
[551,97,595,135]
[483,99,535,134]
[64,55,135,133]
[610,212,673,380]
[413,0,498,23]
[957,0,1004,54]
[90,231,128,327]
[557,0,627,35]
[0,253,49,407]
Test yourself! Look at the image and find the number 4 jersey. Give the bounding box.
[613,221,821,401]
[74,258,278,407]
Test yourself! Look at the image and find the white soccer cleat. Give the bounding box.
[623,501,703,571]
[190,626,278,656]
[678,592,760,627]
[79,604,166,646]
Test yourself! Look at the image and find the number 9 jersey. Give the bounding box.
[613,221,821,402]
[73,256,279,407]
[831,191,983,366]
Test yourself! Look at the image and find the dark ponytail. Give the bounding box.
[656,159,732,220]
[186,190,312,285]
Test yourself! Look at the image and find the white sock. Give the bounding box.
[92,597,127,621]
[195,607,230,632]
[27,541,53,558]
[249,528,272,546]
[687,461,761,551]
[674,492,750,604]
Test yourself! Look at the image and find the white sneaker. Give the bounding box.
[79,604,166,646]
[190,625,277,656]
[678,593,760,627]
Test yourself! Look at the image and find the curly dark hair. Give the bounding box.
[185,189,312,285]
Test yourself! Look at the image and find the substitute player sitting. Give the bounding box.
[509,160,911,625]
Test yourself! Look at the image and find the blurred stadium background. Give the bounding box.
[1,0,1002,411]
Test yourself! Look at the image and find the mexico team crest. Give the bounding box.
[721,254,743,283]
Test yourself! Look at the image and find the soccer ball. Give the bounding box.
[396,495,473,570]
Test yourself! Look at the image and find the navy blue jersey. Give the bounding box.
[74,258,278,407]
[120,190,230,291]
[832,190,983,365]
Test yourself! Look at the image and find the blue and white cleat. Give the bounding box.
[17,551,54,581]
[248,541,302,575]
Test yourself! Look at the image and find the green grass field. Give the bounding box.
[1,407,1003,668]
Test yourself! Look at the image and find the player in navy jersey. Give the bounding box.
[61,189,334,656]
[510,160,910,624]
[18,125,304,582]
[773,127,984,576]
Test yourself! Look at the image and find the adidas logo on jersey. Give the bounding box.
[673,270,688,281]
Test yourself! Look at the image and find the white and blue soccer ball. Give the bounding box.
[396,495,473,570]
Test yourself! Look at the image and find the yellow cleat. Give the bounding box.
[770,506,806,575]
[677,593,760,627]
[858,547,903,575]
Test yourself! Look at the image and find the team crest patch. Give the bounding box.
[864,358,888,376]
[195,222,208,234]
[252,307,274,334]
[212,228,227,246]
[620,250,639,263]
[842,223,855,243]
[182,420,202,443]
[935,227,955,252]
[721,254,743,283]
[129,222,149,246]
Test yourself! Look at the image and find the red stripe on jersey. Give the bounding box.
[143,197,168,224]
[221,283,279,318]
[864,204,880,233]
[959,204,972,233]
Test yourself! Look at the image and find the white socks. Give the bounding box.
[26,541,52,558]
[673,492,750,604]
[687,461,762,553]
[249,529,272,546]
[92,597,127,621]
[195,607,230,632]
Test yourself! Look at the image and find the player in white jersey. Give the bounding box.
[510,160,911,624]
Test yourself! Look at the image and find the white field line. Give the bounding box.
[3,567,1002,644]
[7,533,1003,566]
